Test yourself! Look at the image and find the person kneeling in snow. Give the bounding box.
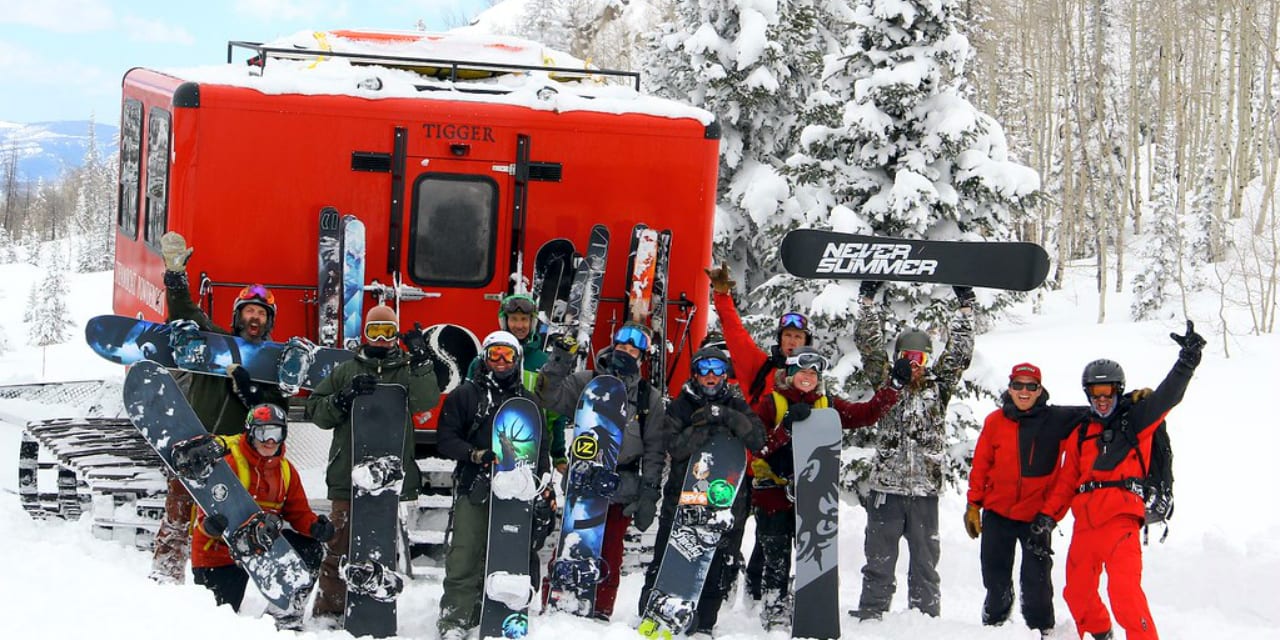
[189,404,334,615]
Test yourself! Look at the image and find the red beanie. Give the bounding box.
[1009,362,1042,382]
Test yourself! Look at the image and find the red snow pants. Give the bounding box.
[594,503,632,618]
[1063,516,1157,639]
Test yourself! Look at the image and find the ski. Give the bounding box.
[546,375,627,616]
[790,408,842,639]
[345,384,409,638]
[317,206,343,348]
[480,397,544,639]
[638,431,746,639]
[342,214,367,350]
[625,224,658,324]
[561,224,609,368]
[648,229,672,389]
[780,229,1051,291]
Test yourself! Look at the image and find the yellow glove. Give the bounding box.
[964,503,982,539]
[1127,387,1153,403]
[750,458,787,486]
[704,262,736,295]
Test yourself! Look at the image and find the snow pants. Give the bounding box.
[980,509,1054,630]
[151,475,194,583]
[856,492,940,618]
[1063,516,1156,639]
[594,502,632,618]
[312,499,351,618]
[438,491,489,634]
[193,530,322,611]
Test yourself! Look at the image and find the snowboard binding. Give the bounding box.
[676,504,734,534]
[568,464,619,498]
[169,434,229,480]
[168,319,209,369]
[352,455,404,494]
[484,571,536,609]
[550,556,606,592]
[276,336,318,395]
[639,592,696,637]
[340,558,404,603]
[227,511,282,556]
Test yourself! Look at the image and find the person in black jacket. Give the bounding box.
[637,347,766,634]
[436,331,550,640]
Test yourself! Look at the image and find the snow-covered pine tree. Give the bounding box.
[1131,139,1180,321]
[762,0,1039,492]
[28,245,74,347]
[73,118,116,272]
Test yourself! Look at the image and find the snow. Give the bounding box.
[1,254,1278,638]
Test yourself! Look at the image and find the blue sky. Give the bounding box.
[0,0,494,124]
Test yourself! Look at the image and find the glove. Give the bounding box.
[953,285,976,307]
[889,357,913,389]
[1126,387,1153,403]
[310,515,336,543]
[704,262,736,294]
[859,280,883,300]
[333,373,378,413]
[471,448,497,466]
[227,364,263,408]
[202,513,229,538]
[547,333,579,356]
[400,323,433,369]
[624,484,661,532]
[1028,513,1056,559]
[723,408,756,441]
[785,402,812,425]
[160,231,193,272]
[691,405,725,429]
[963,504,982,539]
[1170,319,1206,367]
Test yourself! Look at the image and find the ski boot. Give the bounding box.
[227,512,282,556]
[168,319,208,370]
[341,558,404,603]
[276,336,317,395]
[352,455,404,495]
[169,434,228,481]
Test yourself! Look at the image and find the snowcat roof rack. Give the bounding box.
[226,40,642,91]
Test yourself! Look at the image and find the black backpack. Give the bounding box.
[1077,419,1175,544]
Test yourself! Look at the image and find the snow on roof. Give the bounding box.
[162,29,714,125]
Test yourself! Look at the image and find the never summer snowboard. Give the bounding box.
[790,407,842,640]
[122,360,314,620]
[342,214,367,350]
[318,206,344,348]
[639,431,746,639]
[546,375,627,616]
[480,397,544,639]
[85,314,351,393]
[780,229,1051,291]
[344,384,409,638]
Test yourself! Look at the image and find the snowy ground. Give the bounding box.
[1,257,1277,639]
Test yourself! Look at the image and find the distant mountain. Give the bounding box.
[0,120,119,183]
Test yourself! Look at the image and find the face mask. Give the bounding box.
[606,349,640,377]
[364,345,392,359]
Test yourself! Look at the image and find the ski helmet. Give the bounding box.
[1081,359,1125,393]
[481,330,523,379]
[245,403,288,446]
[498,294,538,337]
[776,311,813,346]
[894,329,932,355]
[363,304,399,343]
[699,330,727,352]
[231,284,276,338]
[613,322,652,358]
[690,347,732,400]
[785,346,829,374]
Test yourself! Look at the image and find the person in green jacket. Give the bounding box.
[305,303,442,623]
[150,231,288,585]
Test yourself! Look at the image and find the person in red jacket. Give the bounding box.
[1031,321,1204,640]
[966,363,1089,635]
[190,404,335,618]
[748,346,909,628]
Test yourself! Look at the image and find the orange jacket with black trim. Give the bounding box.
[190,435,319,569]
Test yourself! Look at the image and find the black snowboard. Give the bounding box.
[318,206,344,348]
[780,229,1050,291]
[532,238,576,326]
[121,360,314,619]
[480,397,544,639]
[344,384,409,638]
[790,407,842,639]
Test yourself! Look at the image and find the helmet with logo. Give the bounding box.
[1081,359,1125,393]
[231,284,277,338]
[245,403,288,447]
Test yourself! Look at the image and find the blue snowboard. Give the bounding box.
[546,374,626,615]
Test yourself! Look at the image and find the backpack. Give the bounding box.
[1077,419,1174,544]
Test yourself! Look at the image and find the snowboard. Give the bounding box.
[318,206,344,348]
[480,396,544,639]
[342,214,367,350]
[779,229,1051,292]
[532,238,577,344]
[344,384,409,638]
[546,375,627,615]
[421,323,482,394]
[562,224,609,369]
[790,408,842,639]
[121,360,314,619]
[85,314,352,392]
[638,431,746,639]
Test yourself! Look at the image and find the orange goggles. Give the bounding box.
[899,350,928,366]
[235,284,275,306]
[364,321,398,341]
[1086,384,1117,399]
[485,345,517,364]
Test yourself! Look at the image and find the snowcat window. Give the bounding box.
[117,99,143,240]
[409,174,498,288]
[143,108,171,249]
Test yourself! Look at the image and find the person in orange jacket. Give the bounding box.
[190,404,335,614]
[966,363,1089,635]
[1031,321,1204,640]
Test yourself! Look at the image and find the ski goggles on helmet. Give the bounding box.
[778,312,809,331]
[235,284,276,307]
[1086,383,1118,399]
[500,296,536,316]
[249,423,285,443]
[693,357,729,377]
[363,321,399,341]
[613,325,650,352]
[785,351,828,374]
[898,350,929,367]
[485,344,518,364]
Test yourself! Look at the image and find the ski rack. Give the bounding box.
[226,40,643,92]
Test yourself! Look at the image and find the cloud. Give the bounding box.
[0,0,114,33]
[120,16,195,45]
[232,0,350,22]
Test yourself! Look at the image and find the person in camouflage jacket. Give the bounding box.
[852,281,975,620]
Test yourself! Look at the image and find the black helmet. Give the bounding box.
[894,329,932,354]
[1081,359,1125,392]
[699,330,727,351]
[231,284,277,338]
[245,403,287,446]
[776,311,813,345]
[689,347,732,399]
